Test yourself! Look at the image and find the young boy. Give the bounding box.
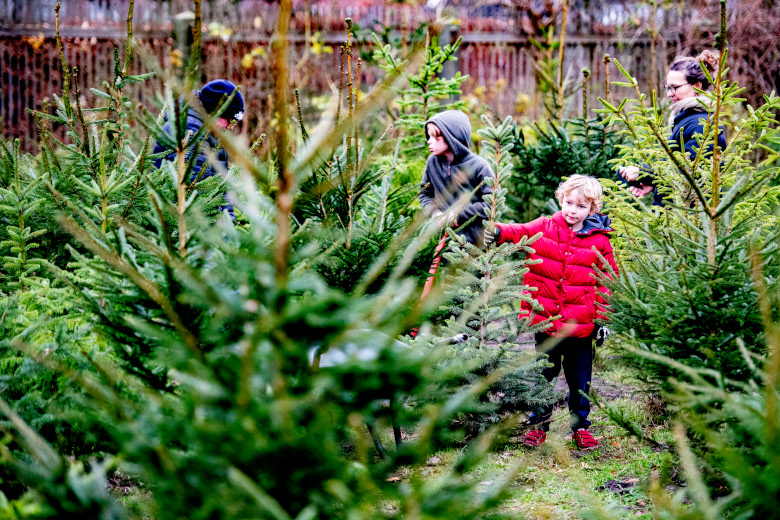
[488,175,618,449]
[420,110,494,247]
[152,79,245,220]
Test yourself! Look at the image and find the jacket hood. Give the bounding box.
[577,213,614,236]
[425,110,472,162]
[552,211,614,236]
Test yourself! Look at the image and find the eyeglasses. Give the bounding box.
[664,83,689,95]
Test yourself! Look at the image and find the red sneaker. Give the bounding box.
[522,429,547,447]
[572,428,599,450]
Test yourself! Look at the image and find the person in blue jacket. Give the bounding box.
[619,50,727,205]
[152,79,245,219]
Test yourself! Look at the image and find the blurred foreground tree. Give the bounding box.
[0,1,539,517]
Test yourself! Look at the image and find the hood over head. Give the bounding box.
[424,110,472,162]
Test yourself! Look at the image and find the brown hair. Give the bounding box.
[426,122,442,138]
[669,50,721,91]
[555,174,603,214]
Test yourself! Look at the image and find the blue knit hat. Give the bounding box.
[198,79,245,122]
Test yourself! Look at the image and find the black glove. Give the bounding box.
[484,226,500,246]
[595,326,612,347]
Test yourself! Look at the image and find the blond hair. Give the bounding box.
[555,174,603,214]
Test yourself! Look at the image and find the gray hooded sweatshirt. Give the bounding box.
[420,110,494,247]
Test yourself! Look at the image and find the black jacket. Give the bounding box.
[670,106,727,164]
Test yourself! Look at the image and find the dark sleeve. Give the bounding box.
[632,119,700,187]
[636,164,654,186]
[688,126,727,160]
[151,119,214,181]
[215,147,234,220]
[152,141,165,170]
[187,139,215,183]
[677,116,725,161]
[679,122,703,159]
[419,161,437,216]
[630,116,700,187]
[456,162,493,224]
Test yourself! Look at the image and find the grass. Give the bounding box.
[395,343,680,519]
[117,342,680,519]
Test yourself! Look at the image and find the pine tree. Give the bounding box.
[0,0,225,459]
[414,115,556,434]
[589,252,780,520]
[28,4,156,239]
[507,69,624,223]
[595,7,780,392]
[292,21,419,293]
[372,29,468,152]
[584,6,780,511]
[0,140,46,292]
[0,3,534,517]
[507,117,622,222]
[0,139,114,459]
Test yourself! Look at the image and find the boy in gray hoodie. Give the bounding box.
[420,110,494,248]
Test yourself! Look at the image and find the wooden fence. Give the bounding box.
[0,35,677,154]
[0,0,692,38]
[0,0,694,153]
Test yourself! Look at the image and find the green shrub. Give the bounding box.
[506,116,623,223]
[0,6,536,518]
[596,49,780,393]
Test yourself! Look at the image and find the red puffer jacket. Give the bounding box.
[495,212,618,338]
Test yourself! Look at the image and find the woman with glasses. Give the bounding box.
[619,50,727,204]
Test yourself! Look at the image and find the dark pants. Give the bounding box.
[531,332,594,432]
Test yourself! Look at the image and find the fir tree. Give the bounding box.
[293,22,419,293]
[28,3,156,239]
[0,140,46,292]
[585,7,780,510]
[595,10,780,391]
[0,3,533,517]
[0,140,114,459]
[415,115,556,434]
[507,69,624,223]
[507,117,622,222]
[590,250,780,520]
[372,29,468,152]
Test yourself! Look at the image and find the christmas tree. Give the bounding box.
[413,115,556,435]
[0,2,533,516]
[507,68,624,223]
[594,8,780,391]
[372,27,468,153]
